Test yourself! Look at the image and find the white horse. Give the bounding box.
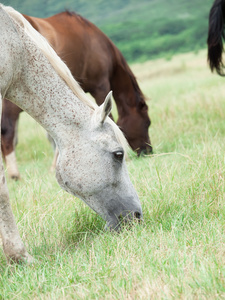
[0,5,143,263]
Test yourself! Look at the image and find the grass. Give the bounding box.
[1,49,225,299]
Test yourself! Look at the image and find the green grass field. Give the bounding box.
[1,49,225,299]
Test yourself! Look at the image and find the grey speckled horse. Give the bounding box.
[0,5,142,263]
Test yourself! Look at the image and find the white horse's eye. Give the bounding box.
[113,151,124,162]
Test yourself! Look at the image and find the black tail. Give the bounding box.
[207,0,225,75]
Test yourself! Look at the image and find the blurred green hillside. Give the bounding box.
[2,0,213,62]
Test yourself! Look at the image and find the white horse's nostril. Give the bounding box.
[134,211,142,219]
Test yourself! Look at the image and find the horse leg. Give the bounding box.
[1,99,22,180]
[0,96,33,263]
[0,172,33,263]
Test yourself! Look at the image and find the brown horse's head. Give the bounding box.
[111,54,153,156]
[117,97,152,156]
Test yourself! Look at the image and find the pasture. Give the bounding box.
[1,49,225,299]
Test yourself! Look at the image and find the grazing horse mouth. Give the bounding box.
[136,144,153,156]
[105,210,143,232]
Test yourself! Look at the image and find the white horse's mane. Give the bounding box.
[2,5,128,151]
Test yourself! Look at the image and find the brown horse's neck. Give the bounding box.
[111,53,144,116]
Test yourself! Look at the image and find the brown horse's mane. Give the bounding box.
[119,54,146,103]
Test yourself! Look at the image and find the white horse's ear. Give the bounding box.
[97,91,113,124]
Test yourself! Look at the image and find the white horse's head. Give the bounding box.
[0,5,144,263]
[55,92,143,230]
[1,5,143,234]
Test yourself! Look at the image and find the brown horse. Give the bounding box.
[1,11,152,179]
[207,0,225,74]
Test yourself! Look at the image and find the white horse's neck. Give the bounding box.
[2,10,93,149]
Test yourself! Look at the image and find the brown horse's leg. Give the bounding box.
[1,99,22,180]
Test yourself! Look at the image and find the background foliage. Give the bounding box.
[3,0,214,62]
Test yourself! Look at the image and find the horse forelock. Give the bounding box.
[2,5,127,150]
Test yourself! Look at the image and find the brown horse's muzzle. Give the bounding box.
[136,143,153,156]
